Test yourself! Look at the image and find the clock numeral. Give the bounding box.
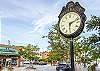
[72,15,74,18]
[75,25,78,27]
[76,21,80,23]
[62,27,66,31]
[66,30,68,33]
[72,28,75,32]
[61,24,65,27]
[62,20,65,22]
[69,14,71,18]
[65,17,67,20]
[73,29,76,32]
[76,17,79,20]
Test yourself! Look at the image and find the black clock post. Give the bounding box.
[70,37,74,71]
[58,1,86,71]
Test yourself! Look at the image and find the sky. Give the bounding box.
[0,0,100,51]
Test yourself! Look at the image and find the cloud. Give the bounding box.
[30,0,67,34]
[20,0,67,37]
[0,0,50,21]
[31,14,58,34]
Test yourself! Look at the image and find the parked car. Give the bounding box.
[56,62,70,71]
[31,60,39,65]
[23,60,30,64]
[11,60,17,66]
[11,61,17,65]
[39,62,47,65]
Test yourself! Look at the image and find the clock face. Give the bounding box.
[59,12,81,35]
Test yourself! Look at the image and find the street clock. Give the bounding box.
[58,1,86,38]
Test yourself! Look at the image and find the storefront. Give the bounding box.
[0,44,20,68]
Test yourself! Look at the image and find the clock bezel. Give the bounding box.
[59,12,81,35]
[58,1,86,38]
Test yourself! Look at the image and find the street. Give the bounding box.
[33,65,56,71]
[0,64,100,71]
[0,64,56,71]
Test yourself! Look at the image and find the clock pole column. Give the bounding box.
[70,37,75,71]
[58,1,86,71]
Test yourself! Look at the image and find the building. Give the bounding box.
[40,51,50,59]
[0,44,20,67]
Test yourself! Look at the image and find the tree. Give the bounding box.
[86,16,100,63]
[18,44,40,60]
[86,16,100,40]
[47,24,70,62]
[86,16,100,30]
[47,51,61,65]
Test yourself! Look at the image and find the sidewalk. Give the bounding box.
[1,67,26,71]
[13,65,37,71]
[75,64,88,71]
[13,66,26,71]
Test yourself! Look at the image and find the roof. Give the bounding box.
[0,44,17,48]
[0,44,8,46]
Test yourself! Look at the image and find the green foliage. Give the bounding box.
[86,16,100,64]
[18,44,40,60]
[47,24,70,62]
[86,16,100,41]
[88,64,96,71]
[76,36,100,65]
[86,16,100,31]
[48,51,61,62]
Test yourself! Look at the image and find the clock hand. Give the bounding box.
[69,18,79,26]
[69,18,79,33]
[69,21,72,33]
[69,17,79,29]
